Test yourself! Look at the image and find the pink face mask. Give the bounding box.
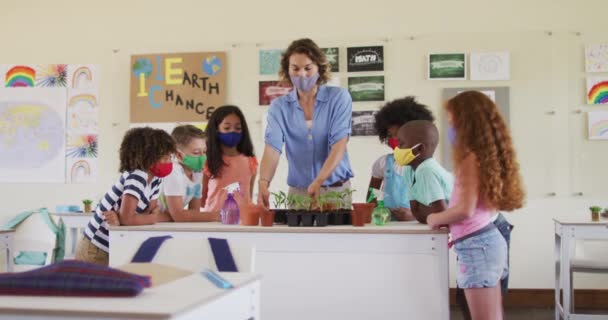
[388,138,399,150]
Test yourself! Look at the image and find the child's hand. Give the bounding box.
[209,211,221,222]
[426,213,440,229]
[103,211,120,226]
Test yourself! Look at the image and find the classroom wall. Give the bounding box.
[1,0,607,288]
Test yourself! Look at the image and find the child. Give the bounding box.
[157,125,221,222]
[75,127,176,265]
[395,120,453,224]
[202,105,257,212]
[368,97,435,221]
[427,91,524,320]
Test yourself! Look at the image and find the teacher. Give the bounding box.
[258,38,354,208]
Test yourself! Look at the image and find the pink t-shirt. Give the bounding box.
[203,155,258,212]
[448,178,494,241]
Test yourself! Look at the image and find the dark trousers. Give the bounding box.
[456,213,513,320]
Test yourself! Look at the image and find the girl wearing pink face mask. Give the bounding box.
[366,97,435,221]
[75,127,176,266]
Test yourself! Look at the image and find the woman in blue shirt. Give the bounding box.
[258,38,354,207]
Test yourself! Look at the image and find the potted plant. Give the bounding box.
[82,199,93,213]
[590,206,602,222]
[271,191,288,224]
[285,193,301,227]
[602,208,608,219]
[295,195,315,227]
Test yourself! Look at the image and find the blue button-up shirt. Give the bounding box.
[264,85,354,189]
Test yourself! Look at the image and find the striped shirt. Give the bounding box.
[84,170,161,252]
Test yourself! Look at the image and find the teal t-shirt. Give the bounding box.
[404,158,454,206]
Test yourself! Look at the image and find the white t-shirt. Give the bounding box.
[371,154,405,178]
[159,163,203,212]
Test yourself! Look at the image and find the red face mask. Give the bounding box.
[388,138,399,150]
[150,162,173,178]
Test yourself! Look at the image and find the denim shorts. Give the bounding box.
[454,226,508,289]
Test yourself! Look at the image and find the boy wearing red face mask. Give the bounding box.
[75,127,176,266]
[367,97,434,221]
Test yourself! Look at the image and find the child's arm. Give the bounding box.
[119,195,158,226]
[410,199,448,224]
[250,173,257,199]
[165,195,220,222]
[390,207,415,221]
[427,153,479,228]
[201,174,209,208]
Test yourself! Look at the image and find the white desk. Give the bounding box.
[0,230,14,272]
[110,221,450,320]
[554,218,608,320]
[0,272,261,320]
[51,213,92,259]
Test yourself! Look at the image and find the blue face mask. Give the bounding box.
[447,126,456,145]
[218,132,242,147]
[290,73,319,92]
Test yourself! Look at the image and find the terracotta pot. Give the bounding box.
[352,203,375,224]
[260,208,275,227]
[240,203,261,226]
[351,209,364,227]
[591,211,600,222]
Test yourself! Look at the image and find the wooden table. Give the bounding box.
[110,221,450,320]
[554,218,608,320]
[0,272,261,320]
[0,230,14,272]
[51,213,92,259]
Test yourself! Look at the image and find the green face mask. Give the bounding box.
[182,154,206,172]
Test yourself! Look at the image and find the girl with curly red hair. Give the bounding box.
[427,91,525,320]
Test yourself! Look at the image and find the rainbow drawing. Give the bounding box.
[69,94,98,108]
[70,159,91,183]
[5,66,35,87]
[588,111,608,140]
[587,77,608,104]
[72,66,93,88]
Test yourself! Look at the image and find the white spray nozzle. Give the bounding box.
[367,188,383,202]
[223,182,241,194]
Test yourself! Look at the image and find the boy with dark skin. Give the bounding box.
[396,120,453,224]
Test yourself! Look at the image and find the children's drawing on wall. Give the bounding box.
[347,46,384,72]
[259,81,292,105]
[66,134,98,158]
[259,49,282,75]
[348,76,385,102]
[351,111,377,136]
[587,111,608,140]
[585,44,608,73]
[470,52,510,81]
[586,77,608,105]
[68,65,98,89]
[67,158,97,184]
[67,90,99,134]
[3,65,36,87]
[130,52,227,122]
[322,47,340,72]
[428,53,466,80]
[36,64,68,87]
[0,88,66,183]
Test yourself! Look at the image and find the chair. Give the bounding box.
[570,240,608,312]
[11,213,59,272]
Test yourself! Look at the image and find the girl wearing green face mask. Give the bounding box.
[157,125,221,223]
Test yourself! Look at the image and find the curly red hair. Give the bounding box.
[446,91,525,211]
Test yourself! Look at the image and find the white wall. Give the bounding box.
[1,0,607,288]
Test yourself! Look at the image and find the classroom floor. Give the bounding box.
[449,307,608,319]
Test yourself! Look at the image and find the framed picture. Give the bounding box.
[428,53,466,80]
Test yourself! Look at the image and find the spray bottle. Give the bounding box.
[368,188,390,226]
[221,182,241,225]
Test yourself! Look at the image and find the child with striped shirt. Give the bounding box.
[75,127,176,265]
